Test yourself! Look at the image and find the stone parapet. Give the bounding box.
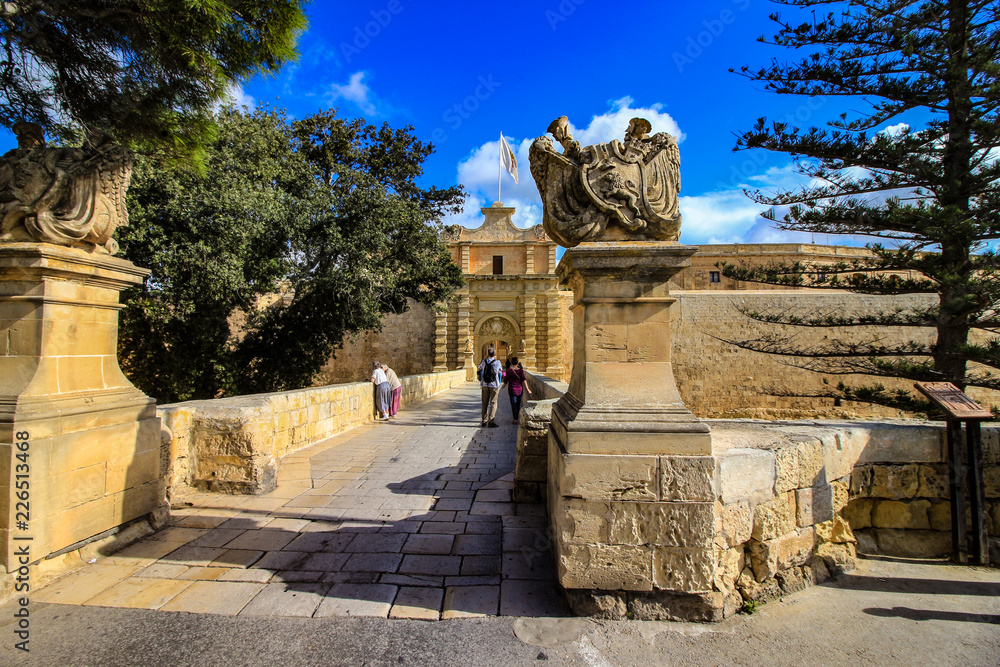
[0,243,165,590]
[159,370,467,495]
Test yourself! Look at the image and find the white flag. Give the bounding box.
[500,133,519,184]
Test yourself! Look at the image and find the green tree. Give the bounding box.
[720,0,1000,412]
[0,1,306,163]
[118,106,464,402]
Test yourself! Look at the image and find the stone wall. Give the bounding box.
[159,370,467,496]
[314,299,436,385]
[529,379,1000,619]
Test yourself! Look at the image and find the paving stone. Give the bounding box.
[342,553,403,572]
[264,518,311,532]
[441,585,500,619]
[218,568,273,583]
[254,551,311,571]
[502,553,557,580]
[453,534,502,556]
[223,530,298,552]
[420,522,466,535]
[499,580,569,617]
[178,566,230,581]
[210,549,264,569]
[461,555,502,576]
[389,586,443,620]
[434,498,474,511]
[147,527,208,544]
[379,573,445,587]
[217,516,274,531]
[402,534,455,555]
[285,532,355,552]
[475,489,512,503]
[239,582,330,617]
[187,528,247,548]
[344,533,408,553]
[83,577,193,610]
[445,575,502,587]
[314,583,398,618]
[160,581,266,615]
[322,571,381,584]
[300,552,350,572]
[399,555,462,576]
[272,570,325,583]
[33,565,143,605]
[160,546,227,567]
[135,563,190,579]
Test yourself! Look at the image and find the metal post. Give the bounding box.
[946,419,968,564]
[965,420,989,566]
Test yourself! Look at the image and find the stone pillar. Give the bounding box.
[1,243,164,570]
[548,242,719,617]
[526,245,535,275]
[545,293,563,381]
[522,293,537,372]
[548,246,557,274]
[432,300,449,372]
[457,291,475,381]
[460,245,470,274]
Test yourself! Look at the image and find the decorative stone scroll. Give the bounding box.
[0,122,133,254]
[529,116,681,247]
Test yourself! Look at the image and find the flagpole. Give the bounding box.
[498,132,502,203]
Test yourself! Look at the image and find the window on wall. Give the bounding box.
[493,255,503,275]
[709,271,721,283]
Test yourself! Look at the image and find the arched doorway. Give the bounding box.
[475,314,520,366]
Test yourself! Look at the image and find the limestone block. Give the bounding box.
[843,498,874,529]
[775,439,824,493]
[608,502,715,548]
[660,455,715,502]
[719,501,753,547]
[815,516,856,544]
[831,478,849,515]
[918,465,949,499]
[751,492,796,541]
[554,498,610,544]
[748,527,816,581]
[875,529,950,559]
[851,466,871,497]
[795,486,834,527]
[872,499,931,530]
[714,545,744,595]
[869,464,919,499]
[718,448,775,505]
[736,567,782,604]
[652,547,715,593]
[558,543,652,591]
[559,453,658,501]
[857,424,944,464]
[928,501,953,531]
[854,530,878,555]
[821,428,870,482]
[564,590,627,619]
[985,466,1000,499]
[627,590,724,622]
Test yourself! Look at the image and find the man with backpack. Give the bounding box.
[478,347,504,428]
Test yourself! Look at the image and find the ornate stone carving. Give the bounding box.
[441,224,462,242]
[529,116,681,247]
[0,123,133,254]
[479,315,516,341]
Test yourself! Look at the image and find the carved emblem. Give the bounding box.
[0,123,133,254]
[440,224,462,242]
[479,316,516,341]
[529,116,681,247]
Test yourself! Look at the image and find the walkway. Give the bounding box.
[31,383,567,620]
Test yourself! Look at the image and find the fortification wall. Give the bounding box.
[314,300,436,385]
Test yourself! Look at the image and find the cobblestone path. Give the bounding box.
[33,383,568,620]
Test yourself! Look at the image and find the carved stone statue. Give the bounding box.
[0,122,133,254]
[529,115,681,247]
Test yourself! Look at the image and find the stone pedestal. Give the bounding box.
[0,244,163,571]
[548,242,718,610]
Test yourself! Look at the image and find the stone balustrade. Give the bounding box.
[158,370,467,495]
[520,380,1000,620]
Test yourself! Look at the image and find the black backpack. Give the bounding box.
[481,359,499,384]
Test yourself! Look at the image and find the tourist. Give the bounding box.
[382,363,402,418]
[478,347,504,427]
[370,361,391,420]
[502,356,531,424]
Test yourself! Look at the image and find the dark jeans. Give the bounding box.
[509,391,523,422]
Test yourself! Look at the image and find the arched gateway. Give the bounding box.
[432,203,569,380]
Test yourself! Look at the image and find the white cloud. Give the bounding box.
[327,71,376,115]
[443,97,683,230]
[880,122,910,137]
[215,83,255,111]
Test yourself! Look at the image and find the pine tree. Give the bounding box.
[0,1,306,164]
[721,0,1000,412]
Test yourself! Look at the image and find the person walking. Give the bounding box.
[502,356,531,424]
[382,363,402,418]
[370,361,391,421]
[478,347,504,428]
